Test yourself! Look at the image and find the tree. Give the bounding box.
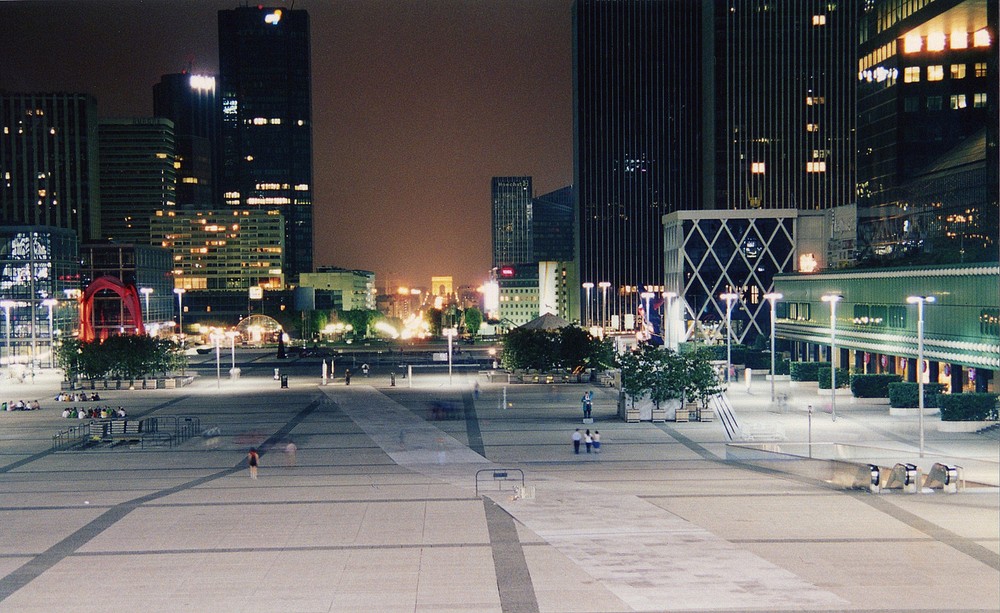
[616,344,686,410]
[426,308,443,337]
[463,307,483,336]
[55,336,184,382]
[684,347,725,411]
[338,309,379,337]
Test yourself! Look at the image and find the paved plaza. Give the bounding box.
[0,353,997,612]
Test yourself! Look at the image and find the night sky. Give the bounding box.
[0,0,574,289]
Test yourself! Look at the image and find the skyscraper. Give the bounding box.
[0,93,100,240]
[98,117,176,245]
[857,0,998,264]
[218,6,313,282]
[491,176,533,267]
[153,72,219,207]
[573,0,704,320]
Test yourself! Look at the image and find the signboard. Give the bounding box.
[249,286,263,300]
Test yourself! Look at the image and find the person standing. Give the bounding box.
[345,369,352,385]
[592,431,601,453]
[584,429,593,453]
[572,429,582,454]
[247,448,260,479]
[284,441,297,467]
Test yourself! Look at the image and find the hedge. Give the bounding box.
[744,351,789,374]
[849,373,902,398]
[887,382,946,408]
[817,366,850,389]
[790,361,830,382]
[937,393,999,421]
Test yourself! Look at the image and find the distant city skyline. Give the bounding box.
[0,0,574,287]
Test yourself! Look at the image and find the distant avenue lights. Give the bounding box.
[264,9,282,24]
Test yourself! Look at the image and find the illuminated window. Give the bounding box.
[903,66,920,82]
[927,65,944,81]
[806,161,826,173]
[812,15,826,26]
[973,93,987,108]
[950,94,967,109]
[927,96,942,111]
[252,117,267,125]
[950,64,966,79]
[975,62,987,77]
[182,177,199,184]
[927,32,946,51]
[973,29,991,47]
[806,123,819,132]
[903,33,922,53]
[805,96,826,105]
[751,162,766,174]
[950,30,967,49]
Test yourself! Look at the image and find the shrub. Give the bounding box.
[850,373,902,398]
[790,361,830,382]
[887,382,946,407]
[817,366,850,389]
[746,351,790,374]
[937,393,999,421]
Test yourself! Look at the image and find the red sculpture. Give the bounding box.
[78,276,145,342]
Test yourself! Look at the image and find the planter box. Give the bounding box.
[765,374,791,382]
[816,388,852,396]
[164,378,177,389]
[889,407,940,417]
[851,396,890,405]
[698,407,715,422]
[625,409,640,423]
[938,420,997,433]
[651,409,667,423]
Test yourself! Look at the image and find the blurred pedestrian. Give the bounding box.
[247,448,259,479]
[592,431,601,453]
[584,429,593,453]
[284,441,297,467]
[345,369,351,385]
[572,429,582,454]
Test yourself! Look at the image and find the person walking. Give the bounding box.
[572,429,582,454]
[345,369,352,385]
[247,448,260,479]
[584,429,593,453]
[592,431,601,453]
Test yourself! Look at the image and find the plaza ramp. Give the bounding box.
[322,385,846,611]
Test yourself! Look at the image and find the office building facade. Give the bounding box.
[218,6,313,282]
[98,118,176,246]
[153,72,219,207]
[1,93,101,241]
[856,0,998,265]
[491,176,533,267]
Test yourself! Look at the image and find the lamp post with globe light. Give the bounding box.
[1,300,16,366]
[907,295,935,457]
[763,292,783,404]
[139,288,153,330]
[42,298,58,368]
[821,294,843,421]
[663,291,677,350]
[444,327,458,385]
[582,282,594,328]
[720,293,739,382]
[174,288,186,346]
[598,282,611,335]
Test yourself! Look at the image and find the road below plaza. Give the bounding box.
[1,349,997,612]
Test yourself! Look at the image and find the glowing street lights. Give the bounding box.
[720,292,739,382]
[598,281,611,334]
[444,327,458,385]
[582,282,594,328]
[662,291,677,350]
[174,288,186,346]
[763,292,783,404]
[907,295,935,457]
[1,300,16,365]
[821,294,843,421]
[42,298,58,368]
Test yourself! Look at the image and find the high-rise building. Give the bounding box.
[153,72,219,207]
[573,0,704,320]
[532,185,574,262]
[0,93,100,241]
[218,6,313,282]
[574,1,860,328]
[491,176,533,267]
[98,118,176,245]
[857,0,998,264]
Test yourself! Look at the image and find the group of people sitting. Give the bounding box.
[4,399,41,411]
[61,406,127,419]
[55,392,101,402]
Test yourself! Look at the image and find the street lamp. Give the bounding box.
[598,281,611,334]
[139,287,153,326]
[582,282,594,328]
[42,298,57,368]
[763,292,783,404]
[226,330,239,374]
[907,295,935,458]
[0,300,15,366]
[821,294,843,421]
[210,330,223,389]
[444,327,458,385]
[663,291,677,350]
[174,288,186,346]
[720,292,739,382]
